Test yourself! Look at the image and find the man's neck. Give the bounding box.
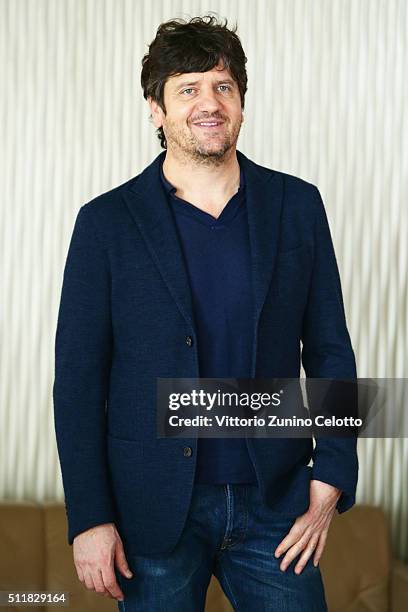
[162,148,241,219]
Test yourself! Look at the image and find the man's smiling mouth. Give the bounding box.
[192,120,225,130]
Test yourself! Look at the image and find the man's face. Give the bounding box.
[148,62,244,162]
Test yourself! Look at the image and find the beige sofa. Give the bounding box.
[0,503,407,611]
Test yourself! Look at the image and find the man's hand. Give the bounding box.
[274,479,341,575]
[73,523,133,601]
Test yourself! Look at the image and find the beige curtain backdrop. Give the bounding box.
[1,0,407,560]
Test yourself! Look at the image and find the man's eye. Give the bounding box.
[181,85,232,95]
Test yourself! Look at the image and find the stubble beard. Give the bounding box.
[163,118,243,167]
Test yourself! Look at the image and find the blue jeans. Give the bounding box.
[116,482,328,611]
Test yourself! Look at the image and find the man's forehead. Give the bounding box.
[169,66,234,86]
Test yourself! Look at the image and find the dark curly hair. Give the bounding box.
[141,14,248,149]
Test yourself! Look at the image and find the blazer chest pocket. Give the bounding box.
[274,244,313,298]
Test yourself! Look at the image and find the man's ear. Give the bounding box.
[147,97,163,129]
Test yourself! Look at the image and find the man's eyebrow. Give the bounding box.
[174,78,236,89]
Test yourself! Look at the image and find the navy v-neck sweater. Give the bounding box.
[160,158,257,484]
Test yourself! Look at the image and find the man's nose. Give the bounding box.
[195,87,222,113]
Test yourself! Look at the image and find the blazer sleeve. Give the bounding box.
[53,205,116,544]
[301,186,359,513]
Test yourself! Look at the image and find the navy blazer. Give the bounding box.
[53,149,358,556]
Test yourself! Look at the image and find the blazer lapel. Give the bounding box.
[121,150,196,332]
[121,150,284,353]
[236,150,283,324]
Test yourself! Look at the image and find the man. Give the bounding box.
[53,15,358,612]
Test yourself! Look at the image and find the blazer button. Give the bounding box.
[183,446,193,457]
[185,335,193,347]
